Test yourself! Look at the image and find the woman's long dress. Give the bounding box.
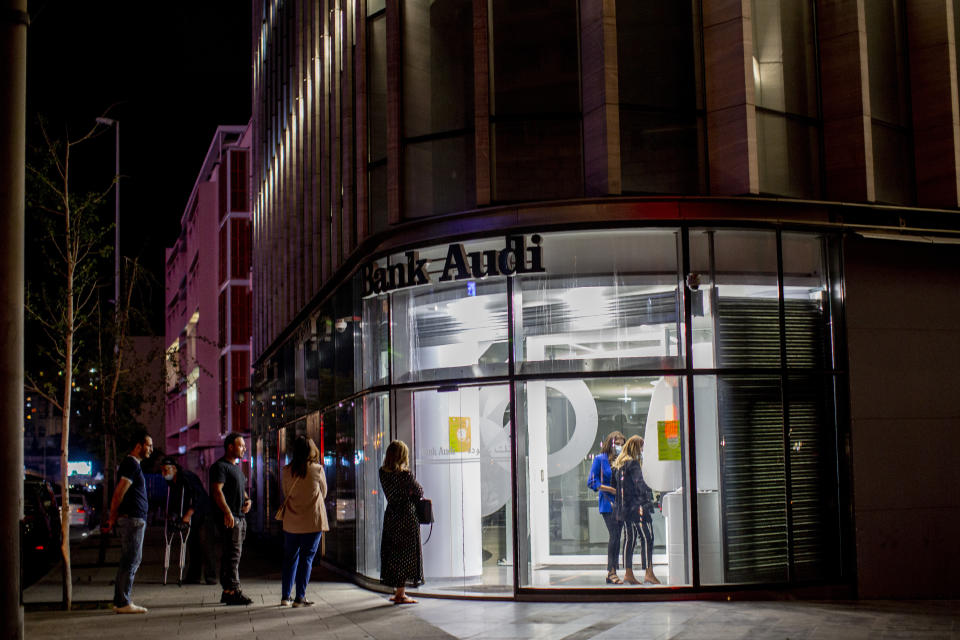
[379,469,424,588]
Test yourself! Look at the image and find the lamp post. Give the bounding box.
[95,117,119,306]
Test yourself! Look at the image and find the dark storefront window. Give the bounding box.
[751,0,821,198]
[617,0,704,194]
[865,0,915,204]
[490,0,582,201]
[402,0,475,218]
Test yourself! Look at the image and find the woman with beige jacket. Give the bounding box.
[280,435,329,606]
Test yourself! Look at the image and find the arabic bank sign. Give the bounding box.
[361,234,545,297]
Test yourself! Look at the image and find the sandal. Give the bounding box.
[605,573,623,585]
[392,596,418,605]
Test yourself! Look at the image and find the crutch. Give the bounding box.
[174,518,191,586]
[163,486,189,585]
[162,486,172,585]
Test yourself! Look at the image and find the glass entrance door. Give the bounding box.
[398,383,513,596]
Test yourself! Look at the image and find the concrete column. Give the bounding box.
[906,0,960,208]
[703,0,759,195]
[580,0,621,196]
[0,1,27,637]
[817,0,875,202]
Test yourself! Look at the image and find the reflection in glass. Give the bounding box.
[689,229,780,368]
[517,376,689,588]
[357,394,389,580]
[782,233,831,368]
[361,295,390,388]
[515,230,683,374]
[390,240,509,383]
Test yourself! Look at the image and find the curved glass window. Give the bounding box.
[254,225,846,597]
[389,239,510,383]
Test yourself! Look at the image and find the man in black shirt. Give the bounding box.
[210,433,252,605]
[160,457,216,584]
[104,429,153,614]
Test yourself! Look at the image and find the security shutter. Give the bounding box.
[715,297,835,583]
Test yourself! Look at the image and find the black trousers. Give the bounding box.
[183,514,217,582]
[218,516,246,591]
[601,511,623,572]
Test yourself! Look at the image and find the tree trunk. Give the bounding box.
[59,326,73,610]
[98,430,113,565]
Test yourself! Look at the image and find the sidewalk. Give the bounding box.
[24,526,453,640]
[24,528,960,639]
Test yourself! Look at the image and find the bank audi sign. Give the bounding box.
[361,234,545,297]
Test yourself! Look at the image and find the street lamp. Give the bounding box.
[95,117,119,306]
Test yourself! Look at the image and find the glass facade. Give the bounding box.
[252,226,846,596]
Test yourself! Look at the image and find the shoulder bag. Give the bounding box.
[274,475,301,521]
[415,497,433,524]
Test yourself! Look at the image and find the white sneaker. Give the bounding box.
[114,603,148,614]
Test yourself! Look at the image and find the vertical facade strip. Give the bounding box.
[386,0,401,224]
[906,0,960,208]
[580,0,621,196]
[355,0,369,241]
[817,0,875,202]
[703,0,759,195]
[473,0,491,205]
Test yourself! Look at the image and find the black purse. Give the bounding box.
[415,497,434,524]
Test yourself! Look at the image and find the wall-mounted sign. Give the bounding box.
[449,417,472,453]
[361,234,545,297]
[657,420,681,461]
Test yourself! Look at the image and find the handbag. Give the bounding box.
[274,475,301,521]
[415,497,434,524]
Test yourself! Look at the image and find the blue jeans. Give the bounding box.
[281,531,322,600]
[113,516,146,607]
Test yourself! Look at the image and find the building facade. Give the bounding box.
[249,0,960,599]
[165,126,253,476]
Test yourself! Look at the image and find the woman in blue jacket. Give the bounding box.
[587,430,625,584]
[613,435,660,585]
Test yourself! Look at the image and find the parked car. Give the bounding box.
[66,491,93,528]
[22,475,61,564]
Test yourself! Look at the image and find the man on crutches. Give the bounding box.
[161,457,216,585]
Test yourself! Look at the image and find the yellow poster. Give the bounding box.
[658,420,681,461]
[449,417,472,452]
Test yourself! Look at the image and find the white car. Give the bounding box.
[66,492,92,528]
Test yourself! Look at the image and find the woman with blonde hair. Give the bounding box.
[612,435,660,585]
[279,435,329,606]
[379,440,424,604]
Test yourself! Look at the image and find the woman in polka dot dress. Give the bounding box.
[379,440,424,604]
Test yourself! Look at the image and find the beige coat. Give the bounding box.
[280,462,329,533]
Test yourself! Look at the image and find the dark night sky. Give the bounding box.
[26,0,252,329]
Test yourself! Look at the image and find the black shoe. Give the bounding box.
[220,591,229,603]
[224,590,252,606]
[205,578,218,585]
[292,598,314,607]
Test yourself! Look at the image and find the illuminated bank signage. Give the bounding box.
[361,234,545,297]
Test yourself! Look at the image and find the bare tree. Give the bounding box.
[24,116,112,610]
